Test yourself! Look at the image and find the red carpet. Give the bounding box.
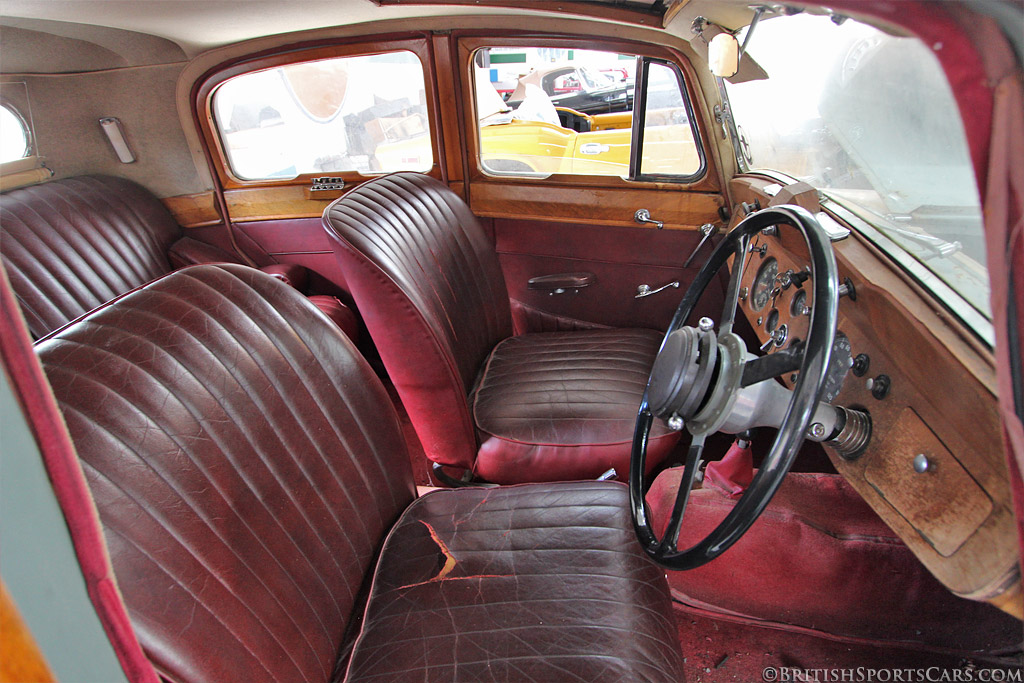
[674,601,1020,682]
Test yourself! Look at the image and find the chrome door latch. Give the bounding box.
[635,280,680,299]
[634,209,664,229]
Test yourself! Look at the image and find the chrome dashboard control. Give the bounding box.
[634,208,664,229]
[838,277,857,301]
[913,453,933,473]
[635,280,680,299]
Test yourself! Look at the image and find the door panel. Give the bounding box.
[494,218,727,333]
[235,218,351,294]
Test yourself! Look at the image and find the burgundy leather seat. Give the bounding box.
[36,264,686,682]
[1,174,357,339]
[322,172,679,483]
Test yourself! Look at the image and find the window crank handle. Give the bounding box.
[634,209,664,229]
[635,280,680,299]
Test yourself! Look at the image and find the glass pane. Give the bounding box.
[474,48,701,180]
[213,51,432,180]
[0,105,29,162]
[725,14,989,321]
[640,62,700,176]
[476,48,636,178]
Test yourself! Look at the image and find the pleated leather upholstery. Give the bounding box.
[37,264,416,683]
[323,173,513,470]
[473,328,679,483]
[344,482,686,682]
[2,175,180,337]
[2,174,357,340]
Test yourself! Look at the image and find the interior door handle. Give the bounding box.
[635,281,680,298]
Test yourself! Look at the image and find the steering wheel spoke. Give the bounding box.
[657,434,706,555]
[717,235,751,336]
[740,341,805,387]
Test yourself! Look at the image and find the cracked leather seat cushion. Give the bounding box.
[38,264,415,683]
[344,481,686,683]
[472,329,678,483]
[38,264,685,683]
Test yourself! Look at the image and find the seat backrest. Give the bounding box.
[323,172,513,470]
[36,264,416,683]
[1,175,182,337]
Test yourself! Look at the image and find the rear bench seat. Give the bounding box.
[0,174,358,339]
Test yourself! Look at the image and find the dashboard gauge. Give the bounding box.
[765,308,780,334]
[791,289,808,317]
[821,333,853,403]
[750,257,778,312]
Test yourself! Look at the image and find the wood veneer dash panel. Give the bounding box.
[864,407,993,557]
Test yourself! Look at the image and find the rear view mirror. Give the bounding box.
[709,33,740,78]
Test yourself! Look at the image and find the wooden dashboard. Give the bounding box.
[729,176,1020,614]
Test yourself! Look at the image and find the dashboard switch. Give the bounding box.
[870,374,891,400]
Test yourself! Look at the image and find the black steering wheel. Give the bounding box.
[630,205,839,570]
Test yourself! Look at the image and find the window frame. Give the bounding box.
[459,35,710,189]
[628,56,707,184]
[0,100,33,164]
[195,37,443,190]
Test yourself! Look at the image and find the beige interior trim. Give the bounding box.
[0,158,52,191]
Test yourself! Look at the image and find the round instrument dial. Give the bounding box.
[821,333,853,403]
[790,289,808,317]
[765,308,780,334]
[750,257,778,312]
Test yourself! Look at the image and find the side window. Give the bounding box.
[473,47,703,181]
[638,61,696,178]
[212,51,432,181]
[0,103,31,163]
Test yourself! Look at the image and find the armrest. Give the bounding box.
[527,272,595,292]
[259,264,309,292]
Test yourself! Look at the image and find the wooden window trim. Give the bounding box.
[193,34,445,191]
[455,32,721,195]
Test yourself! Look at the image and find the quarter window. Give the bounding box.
[212,51,432,181]
[473,47,703,181]
[0,103,30,163]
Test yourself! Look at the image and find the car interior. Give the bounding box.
[0,1,1022,681]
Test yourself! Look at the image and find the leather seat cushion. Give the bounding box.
[472,328,679,483]
[37,264,415,682]
[1,175,181,337]
[2,174,359,340]
[343,481,686,682]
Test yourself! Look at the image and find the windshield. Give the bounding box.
[724,13,989,326]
